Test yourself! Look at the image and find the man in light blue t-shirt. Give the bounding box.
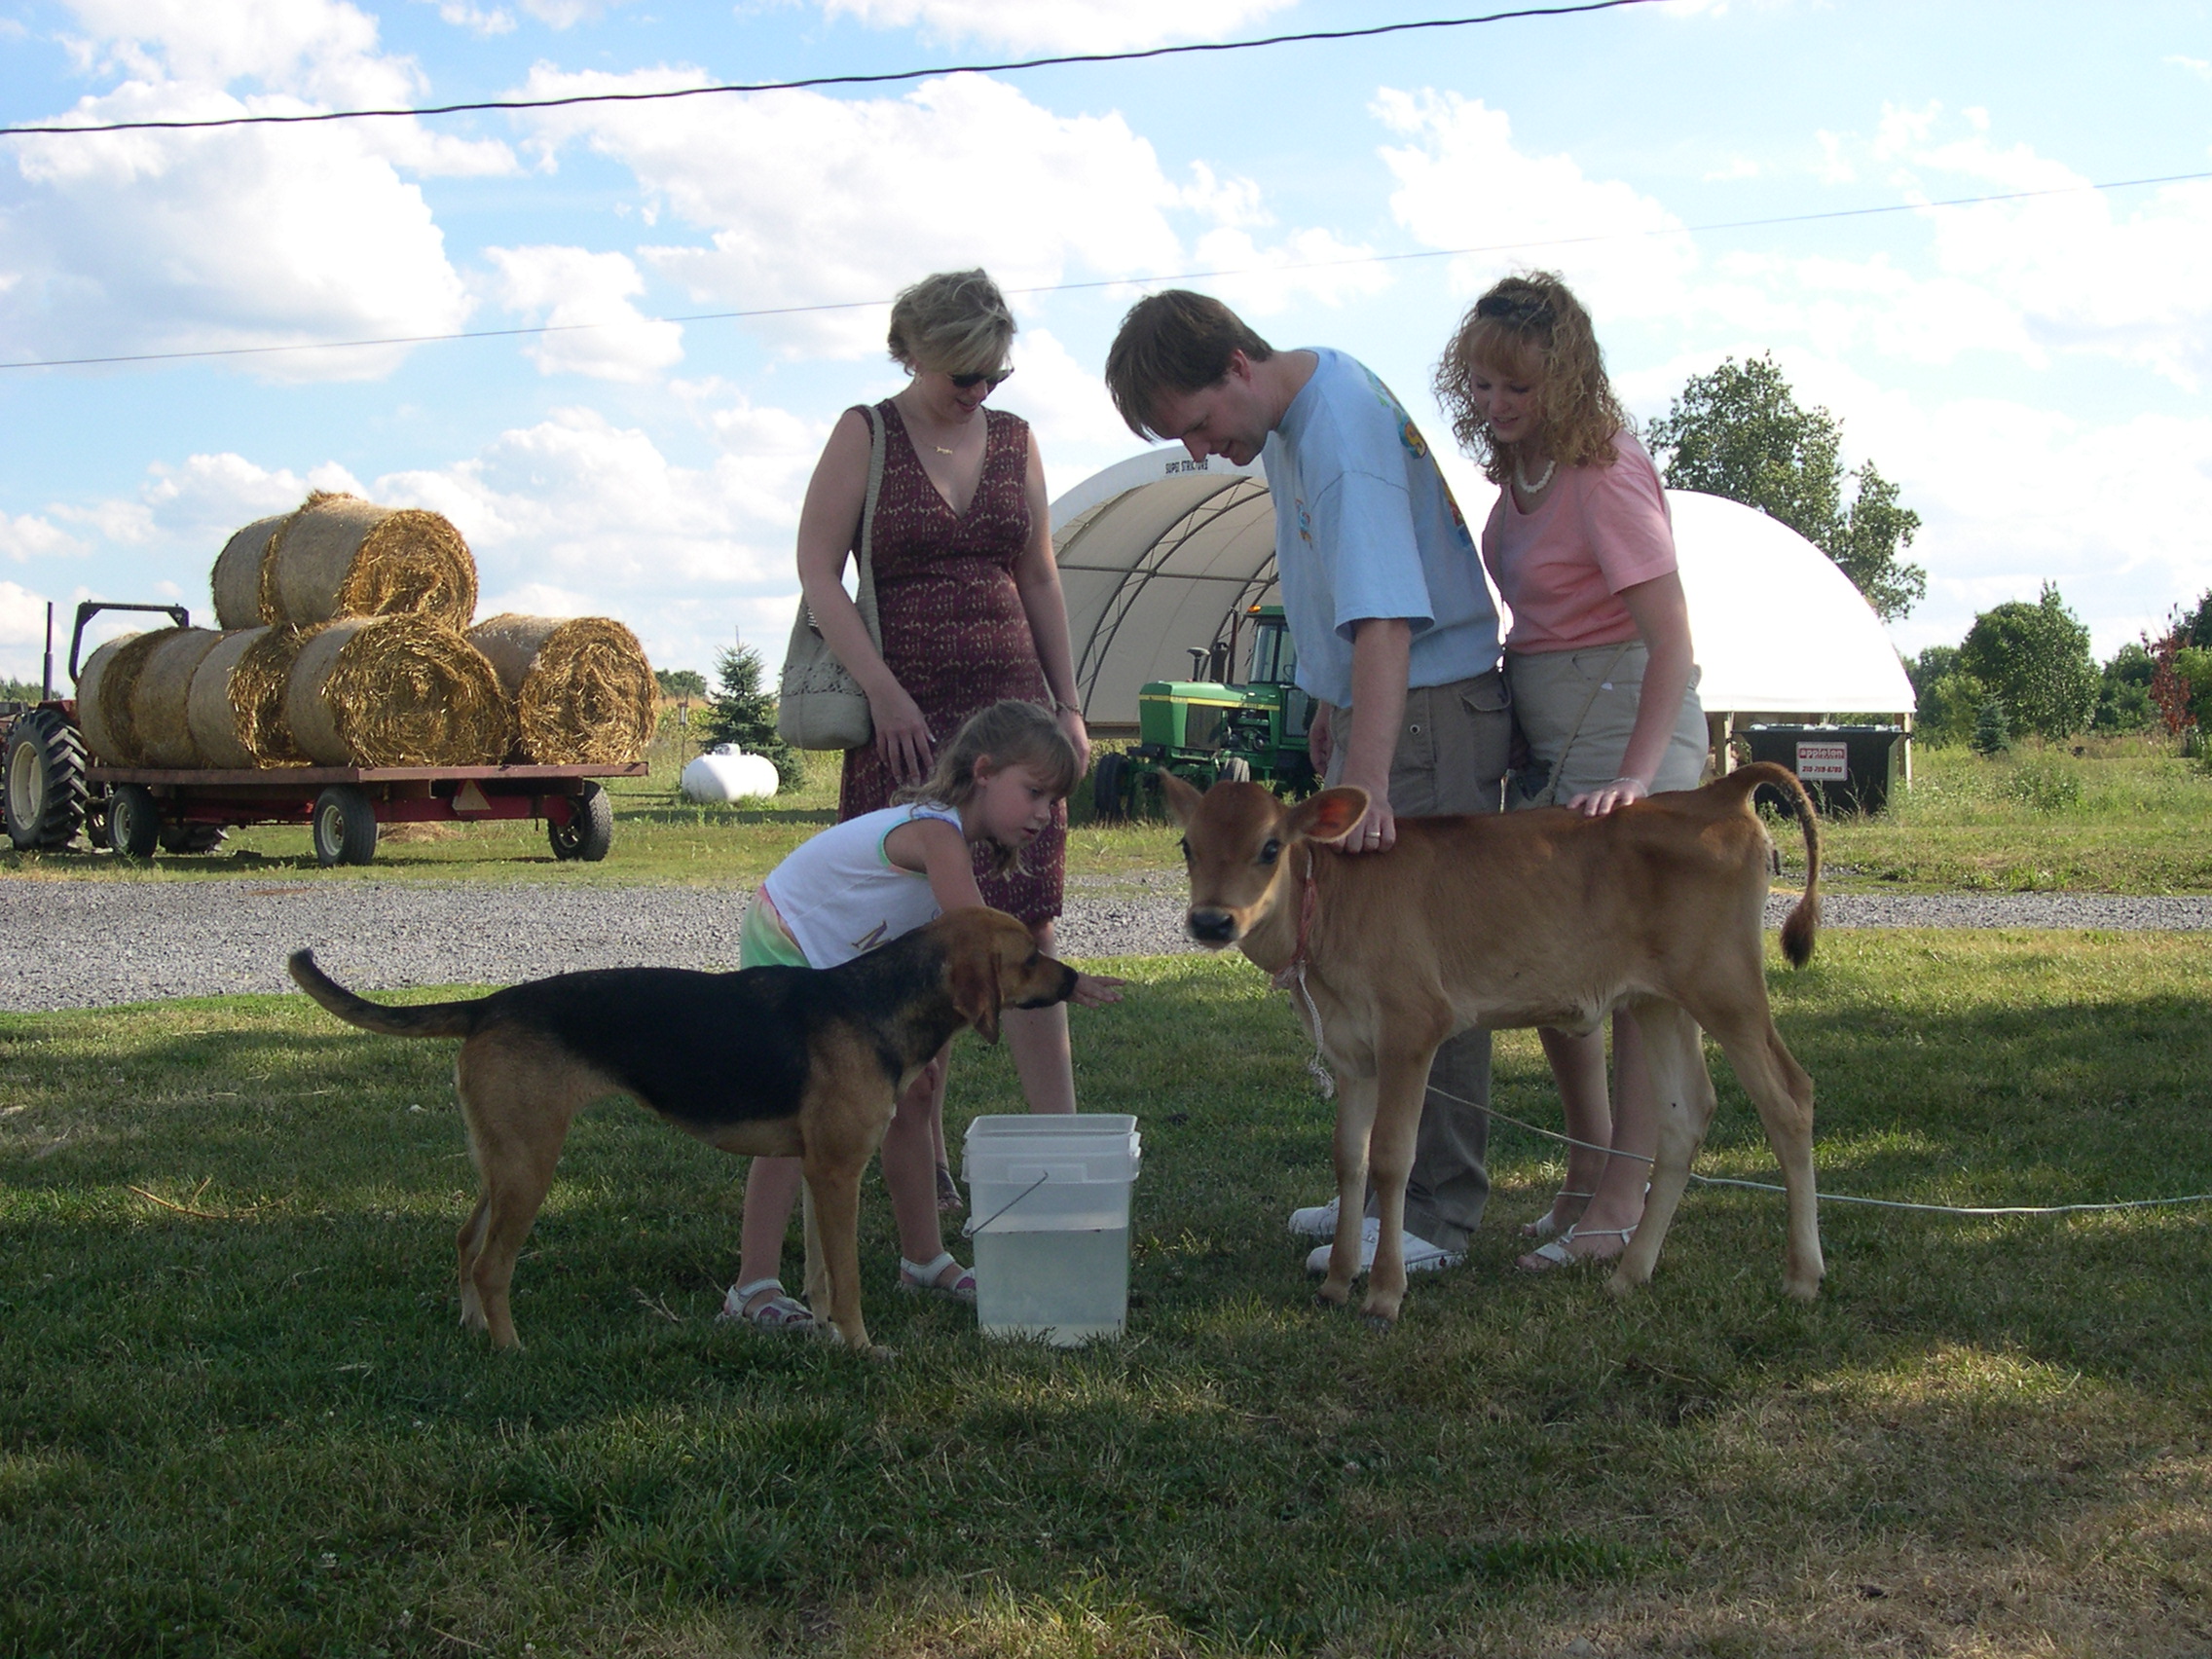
[1104,290,1511,1273]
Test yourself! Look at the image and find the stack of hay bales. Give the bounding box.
[77,492,654,770]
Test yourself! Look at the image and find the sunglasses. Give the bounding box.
[1474,293,1553,326]
[947,367,1014,389]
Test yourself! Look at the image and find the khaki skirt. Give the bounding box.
[1506,639,1707,810]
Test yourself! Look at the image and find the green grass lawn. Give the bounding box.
[1815,739,2212,894]
[4,933,2208,1656]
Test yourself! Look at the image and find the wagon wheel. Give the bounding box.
[548,782,612,862]
[1090,751,1128,822]
[159,823,229,855]
[3,708,88,850]
[107,783,161,860]
[312,785,379,866]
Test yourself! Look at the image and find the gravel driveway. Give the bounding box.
[4,875,2208,1014]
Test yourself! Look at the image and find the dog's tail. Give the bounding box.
[287,949,487,1039]
[1713,761,1822,967]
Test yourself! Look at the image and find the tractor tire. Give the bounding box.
[548,782,612,862]
[312,786,379,866]
[1216,756,1252,786]
[108,783,162,859]
[1091,751,1129,822]
[159,823,230,855]
[4,708,89,851]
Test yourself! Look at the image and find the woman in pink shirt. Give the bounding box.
[1434,272,1710,1273]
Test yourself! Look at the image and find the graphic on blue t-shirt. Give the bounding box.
[1295,498,1313,545]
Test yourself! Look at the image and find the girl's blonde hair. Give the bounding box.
[1433,271,1628,484]
[886,269,1016,379]
[899,699,1079,873]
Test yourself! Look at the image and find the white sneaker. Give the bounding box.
[1305,1218,1462,1276]
[1287,1197,1342,1239]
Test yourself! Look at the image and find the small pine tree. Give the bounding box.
[697,643,804,791]
[1971,696,2010,756]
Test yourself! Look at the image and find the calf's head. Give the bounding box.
[1159,772,1367,949]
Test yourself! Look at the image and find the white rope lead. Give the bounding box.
[1437,1085,2212,1220]
[1282,977,2211,1220]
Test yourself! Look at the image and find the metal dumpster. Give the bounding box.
[1742,723,1908,815]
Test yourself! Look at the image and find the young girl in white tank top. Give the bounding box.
[723,701,1123,1332]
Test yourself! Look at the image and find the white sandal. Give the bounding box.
[718,1276,817,1332]
[1521,1191,1593,1241]
[897,1251,977,1305]
[1516,1224,1635,1275]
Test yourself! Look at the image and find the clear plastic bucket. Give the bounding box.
[962,1114,1141,1346]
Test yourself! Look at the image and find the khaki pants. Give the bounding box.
[1325,669,1510,1250]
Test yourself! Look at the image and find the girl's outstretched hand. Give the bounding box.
[1071,972,1125,1008]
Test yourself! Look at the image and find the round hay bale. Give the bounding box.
[260,491,476,629]
[466,613,656,764]
[285,615,510,768]
[129,627,225,768]
[76,630,168,765]
[187,625,313,768]
[211,512,292,629]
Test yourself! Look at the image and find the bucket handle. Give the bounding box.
[960,1171,1051,1239]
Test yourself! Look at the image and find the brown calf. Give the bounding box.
[1161,762,1825,1326]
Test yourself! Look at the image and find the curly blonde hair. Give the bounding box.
[1434,272,1627,484]
[886,269,1015,379]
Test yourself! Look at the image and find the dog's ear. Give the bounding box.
[1287,786,1368,845]
[1157,768,1204,827]
[949,948,1003,1045]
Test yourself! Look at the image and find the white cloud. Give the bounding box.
[484,244,684,380]
[516,68,1366,355]
[1,581,55,661]
[2166,54,2210,81]
[1,514,87,562]
[430,2,516,36]
[1751,107,2212,387]
[818,0,1295,53]
[1375,89,1700,320]
[3,0,514,377]
[517,0,637,25]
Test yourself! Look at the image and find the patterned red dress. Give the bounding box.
[837,400,1066,926]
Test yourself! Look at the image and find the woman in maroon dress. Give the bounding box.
[729,274,1088,1317]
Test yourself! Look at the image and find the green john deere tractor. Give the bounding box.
[1092,604,1318,820]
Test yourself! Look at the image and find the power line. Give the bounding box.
[4,167,2200,375]
[0,0,1660,138]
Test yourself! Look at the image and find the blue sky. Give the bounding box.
[4,0,2209,686]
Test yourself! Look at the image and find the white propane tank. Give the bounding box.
[681,747,781,802]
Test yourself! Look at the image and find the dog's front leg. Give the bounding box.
[1359,1047,1436,1328]
[1318,1071,1378,1309]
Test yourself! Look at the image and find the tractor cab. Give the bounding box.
[1092,604,1319,819]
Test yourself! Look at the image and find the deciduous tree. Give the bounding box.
[1958,583,2097,741]
[1645,353,1927,621]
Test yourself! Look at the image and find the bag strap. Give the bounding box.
[851,403,886,651]
[1534,641,1634,808]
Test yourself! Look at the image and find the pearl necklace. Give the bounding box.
[1514,455,1557,494]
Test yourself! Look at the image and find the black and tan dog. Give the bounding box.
[287,907,1076,1355]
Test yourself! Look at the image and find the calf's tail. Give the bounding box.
[1714,761,1822,967]
[287,948,485,1038]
